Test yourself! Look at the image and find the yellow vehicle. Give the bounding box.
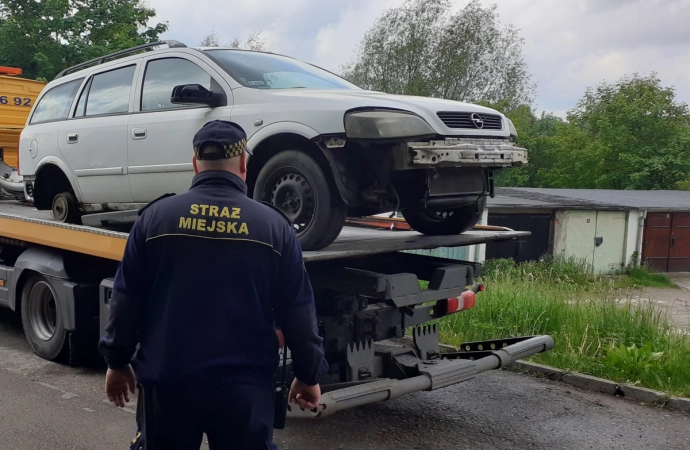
[0,66,45,196]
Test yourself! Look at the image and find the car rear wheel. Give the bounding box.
[253,150,347,251]
[51,191,81,224]
[403,195,487,235]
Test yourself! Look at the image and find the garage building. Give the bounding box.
[484,188,690,274]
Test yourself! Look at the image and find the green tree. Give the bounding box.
[546,74,690,190]
[0,0,168,80]
[199,31,266,51]
[200,31,221,47]
[342,0,534,110]
[494,106,564,187]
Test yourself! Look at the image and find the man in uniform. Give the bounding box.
[98,120,325,449]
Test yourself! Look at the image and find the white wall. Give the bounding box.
[623,210,645,267]
[470,206,489,262]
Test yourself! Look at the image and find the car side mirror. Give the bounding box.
[171,84,219,107]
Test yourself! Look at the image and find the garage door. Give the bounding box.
[643,212,690,272]
[553,210,627,274]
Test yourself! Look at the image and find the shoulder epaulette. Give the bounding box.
[260,201,293,224]
[138,193,176,216]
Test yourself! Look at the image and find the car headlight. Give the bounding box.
[507,118,518,139]
[345,110,436,140]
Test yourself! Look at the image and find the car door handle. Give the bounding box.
[132,128,147,140]
[67,133,78,143]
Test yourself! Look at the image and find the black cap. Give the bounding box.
[192,120,253,160]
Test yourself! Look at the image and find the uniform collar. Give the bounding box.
[190,171,248,195]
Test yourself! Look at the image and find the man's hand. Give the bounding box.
[288,378,320,410]
[105,364,136,408]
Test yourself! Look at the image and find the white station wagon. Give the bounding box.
[19,40,527,250]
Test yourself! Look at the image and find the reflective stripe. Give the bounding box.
[145,233,281,256]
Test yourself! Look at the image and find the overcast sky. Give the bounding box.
[148,0,690,117]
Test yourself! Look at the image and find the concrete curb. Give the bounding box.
[511,360,690,413]
[406,338,689,413]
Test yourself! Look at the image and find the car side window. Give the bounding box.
[84,65,136,116]
[141,58,212,111]
[29,78,83,124]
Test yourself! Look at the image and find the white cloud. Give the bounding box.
[485,0,690,113]
[146,0,690,115]
[312,0,405,72]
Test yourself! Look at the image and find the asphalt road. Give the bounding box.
[0,309,688,450]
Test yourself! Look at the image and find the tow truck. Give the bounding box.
[0,200,554,418]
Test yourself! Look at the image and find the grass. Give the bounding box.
[436,257,690,397]
[618,267,675,288]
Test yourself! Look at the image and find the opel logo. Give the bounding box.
[471,113,484,129]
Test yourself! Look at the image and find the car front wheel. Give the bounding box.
[253,150,347,251]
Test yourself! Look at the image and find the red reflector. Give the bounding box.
[444,291,477,315]
[461,290,476,309]
[446,297,460,314]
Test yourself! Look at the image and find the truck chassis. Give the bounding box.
[0,201,553,417]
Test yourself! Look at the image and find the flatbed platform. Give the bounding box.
[0,200,528,262]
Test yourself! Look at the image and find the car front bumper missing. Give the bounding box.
[408,138,528,168]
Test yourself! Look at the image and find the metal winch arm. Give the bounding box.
[287,335,554,419]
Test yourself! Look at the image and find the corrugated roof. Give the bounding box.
[488,188,690,211]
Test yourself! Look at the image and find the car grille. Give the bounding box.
[436,112,504,130]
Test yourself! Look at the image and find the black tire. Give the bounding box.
[20,274,68,361]
[403,195,487,235]
[253,150,347,250]
[51,191,81,224]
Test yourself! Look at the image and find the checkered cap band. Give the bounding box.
[194,138,247,159]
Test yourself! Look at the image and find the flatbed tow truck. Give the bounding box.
[0,199,554,418]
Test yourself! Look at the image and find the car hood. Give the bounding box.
[258,88,509,137]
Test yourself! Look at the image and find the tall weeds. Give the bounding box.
[440,258,690,397]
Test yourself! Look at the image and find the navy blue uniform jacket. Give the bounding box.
[98,171,325,386]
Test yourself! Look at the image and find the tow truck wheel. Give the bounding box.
[51,192,81,224]
[403,195,487,236]
[253,150,347,251]
[20,274,68,361]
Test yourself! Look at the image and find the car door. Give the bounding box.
[20,77,84,184]
[127,54,232,202]
[58,63,139,204]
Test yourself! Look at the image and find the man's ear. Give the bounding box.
[240,152,248,174]
[192,156,199,174]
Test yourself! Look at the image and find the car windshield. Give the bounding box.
[205,50,360,90]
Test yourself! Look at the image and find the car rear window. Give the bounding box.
[29,79,83,124]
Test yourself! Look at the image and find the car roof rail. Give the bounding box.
[53,40,187,80]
